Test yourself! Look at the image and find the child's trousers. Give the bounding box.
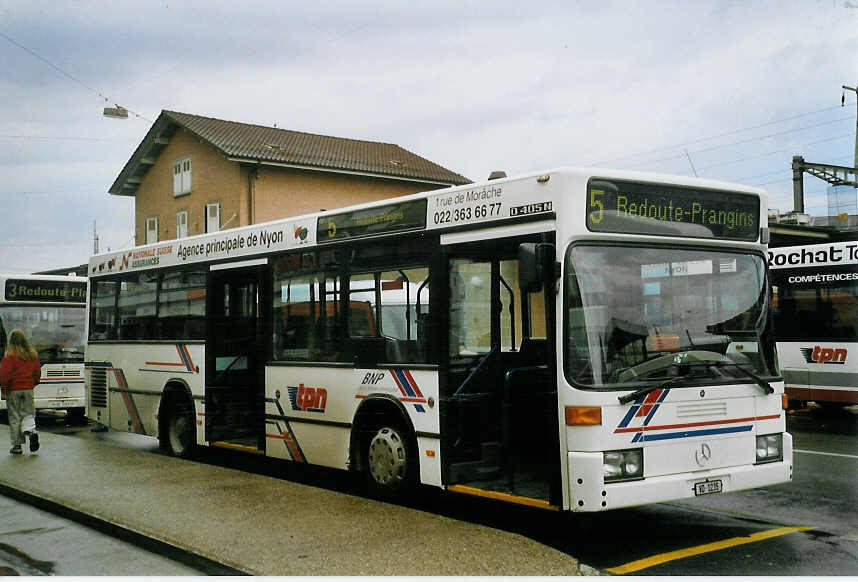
[7,390,36,447]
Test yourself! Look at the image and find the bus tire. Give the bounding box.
[363,421,415,499]
[160,392,196,458]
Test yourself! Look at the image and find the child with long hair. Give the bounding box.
[0,329,41,454]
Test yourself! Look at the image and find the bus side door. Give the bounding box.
[440,230,559,504]
[205,264,269,449]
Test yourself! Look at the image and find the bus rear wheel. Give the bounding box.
[364,423,414,498]
[161,394,196,458]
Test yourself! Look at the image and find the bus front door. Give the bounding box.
[206,265,267,452]
[442,234,558,506]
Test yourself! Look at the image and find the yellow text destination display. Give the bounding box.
[586,179,760,241]
[318,199,427,242]
[4,280,87,303]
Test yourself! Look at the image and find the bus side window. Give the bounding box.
[379,267,429,363]
[159,269,206,340]
[272,256,343,362]
[346,266,430,364]
[90,280,118,340]
[117,273,159,341]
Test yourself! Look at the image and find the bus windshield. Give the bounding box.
[0,305,86,363]
[564,244,775,389]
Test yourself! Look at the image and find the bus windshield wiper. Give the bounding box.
[618,372,694,405]
[707,359,774,395]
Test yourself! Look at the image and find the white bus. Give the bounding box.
[85,168,791,511]
[0,274,88,420]
[768,241,858,408]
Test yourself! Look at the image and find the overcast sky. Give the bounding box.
[1,0,856,273]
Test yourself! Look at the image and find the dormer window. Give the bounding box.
[173,157,192,196]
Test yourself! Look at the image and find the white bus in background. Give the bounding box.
[768,241,858,408]
[0,274,88,420]
[85,168,790,512]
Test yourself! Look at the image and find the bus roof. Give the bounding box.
[89,167,767,278]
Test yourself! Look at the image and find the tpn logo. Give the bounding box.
[287,384,328,412]
[800,346,848,365]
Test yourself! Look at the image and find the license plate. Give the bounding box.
[694,479,723,496]
[48,400,65,408]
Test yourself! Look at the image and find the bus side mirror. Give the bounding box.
[519,243,544,292]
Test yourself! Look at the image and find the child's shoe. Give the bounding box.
[28,432,39,453]
[9,445,22,455]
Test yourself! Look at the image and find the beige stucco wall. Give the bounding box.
[134,129,242,244]
[250,167,435,224]
[133,129,445,244]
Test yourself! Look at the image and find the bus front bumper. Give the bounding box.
[567,433,793,512]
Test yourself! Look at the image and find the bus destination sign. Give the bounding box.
[318,199,427,242]
[4,279,86,303]
[586,179,760,241]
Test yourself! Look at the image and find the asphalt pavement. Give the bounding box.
[0,493,204,575]
[0,426,598,576]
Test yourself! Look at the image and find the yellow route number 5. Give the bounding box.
[589,189,604,224]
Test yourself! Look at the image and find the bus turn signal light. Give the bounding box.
[565,406,602,426]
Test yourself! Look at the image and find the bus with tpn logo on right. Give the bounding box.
[768,241,858,409]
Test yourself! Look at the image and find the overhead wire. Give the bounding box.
[702,133,854,173]
[0,29,152,123]
[590,105,845,166]
[749,155,855,187]
[612,116,854,169]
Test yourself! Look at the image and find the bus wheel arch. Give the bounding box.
[351,396,418,497]
[158,381,197,458]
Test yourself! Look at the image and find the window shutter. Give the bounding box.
[182,159,192,194]
[206,203,220,233]
[173,162,182,196]
[146,217,159,244]
[173,158,192,196]
[176,211,188,238]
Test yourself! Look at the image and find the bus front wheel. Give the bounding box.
[161,394,196,458]
[363,423,414,498]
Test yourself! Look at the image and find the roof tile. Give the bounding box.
[165,111,469,185]
[110,110,470,195]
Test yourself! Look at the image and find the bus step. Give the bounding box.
[449,461,501,483]
[211,441,264,455]
[447,485,559,511]
[481,441,500,466]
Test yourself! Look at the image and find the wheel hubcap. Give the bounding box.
[368,427,406,486]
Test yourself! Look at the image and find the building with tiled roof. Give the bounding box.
[111,110,470,244]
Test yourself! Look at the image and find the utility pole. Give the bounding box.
[790,84,858,213]
[843,84,858,170]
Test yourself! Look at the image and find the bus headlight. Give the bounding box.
[755,434,783,463]
[603,449,643,482]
